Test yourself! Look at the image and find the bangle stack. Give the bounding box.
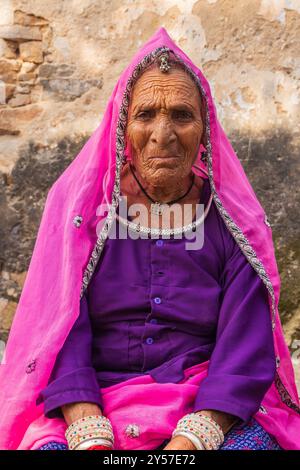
[65,415,114,450]
[172,413,224,450]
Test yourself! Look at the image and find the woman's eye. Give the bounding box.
[135,110,193,120]
[136,110,154,119]
[173,110,192,120]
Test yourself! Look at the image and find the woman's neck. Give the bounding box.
[119,164,204,229]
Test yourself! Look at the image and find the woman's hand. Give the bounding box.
[162,435,197,451]
[61,402,102,427]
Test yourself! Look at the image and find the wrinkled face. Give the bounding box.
[126,66,204,187]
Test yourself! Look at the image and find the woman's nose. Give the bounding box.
[150,116,176,146]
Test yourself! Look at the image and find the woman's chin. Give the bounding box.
[148,172,178,187]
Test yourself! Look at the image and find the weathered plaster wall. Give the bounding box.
[0,0,299,387]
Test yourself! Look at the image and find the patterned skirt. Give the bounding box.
[37,417,282,450]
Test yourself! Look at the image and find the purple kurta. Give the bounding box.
[36,178,276,424]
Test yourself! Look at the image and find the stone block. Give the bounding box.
[15,84,31,94]
[19,41,43,64]
[0,25,42,42]
[0,38,17,59]
[0,0,14,26]
[8,93,31,107]
[0,298,17,331]
[10,271,27,288]
[5,83,15,100]
[0,58,21,83]
[14,10,49,27]
[21,61,37,73]
[18,72,37,82]
[40,77,103,101]
[0,59,21,73]
[38,63,76,79]
[4,104,42,122]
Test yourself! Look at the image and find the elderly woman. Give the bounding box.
[1,28,300,451]
[35,50,278,452]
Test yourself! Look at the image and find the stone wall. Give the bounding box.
[0,0,299,388]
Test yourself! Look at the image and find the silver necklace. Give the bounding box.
[115,191,213,237]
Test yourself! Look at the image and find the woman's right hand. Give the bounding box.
[62,402,109,450]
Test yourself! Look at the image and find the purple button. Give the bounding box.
[146,337,154,345]
[156,240,164,247]
[154,297,161,304]
[150,318,158,324]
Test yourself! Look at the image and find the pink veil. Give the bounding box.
[0,27,299,450]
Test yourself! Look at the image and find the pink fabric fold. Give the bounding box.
[0,26,299,450]
[19,360,299,450]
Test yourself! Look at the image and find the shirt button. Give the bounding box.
[150,318,158,324]
[154,297,161,304]
[146,337,154,345]
[156,240,164,247]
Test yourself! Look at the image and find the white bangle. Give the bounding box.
[73,438,113,450]
[173,430,205,450]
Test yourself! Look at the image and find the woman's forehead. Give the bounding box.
[129,67,202,110]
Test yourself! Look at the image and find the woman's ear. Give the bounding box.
[124,138,133,162]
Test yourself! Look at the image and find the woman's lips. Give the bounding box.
[151,156,180,167]
[151,156,180,166]
[151,156,180,159]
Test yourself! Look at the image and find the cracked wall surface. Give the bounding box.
[0,0,299,389]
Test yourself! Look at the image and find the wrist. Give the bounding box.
[62,403,103,427]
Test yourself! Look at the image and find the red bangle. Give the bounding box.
[87,445,111,451]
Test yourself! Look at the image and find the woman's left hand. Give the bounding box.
[162,435,197,451]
